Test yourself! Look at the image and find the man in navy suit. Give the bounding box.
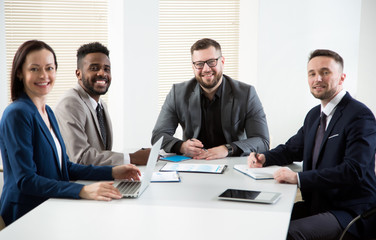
[248,49,376,239]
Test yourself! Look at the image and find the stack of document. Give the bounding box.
[234,165,288,180]
[151,171,180,182]
[160,163,227,174]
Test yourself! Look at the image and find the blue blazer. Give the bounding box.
[264,92,376,238]
[0,94,113,226]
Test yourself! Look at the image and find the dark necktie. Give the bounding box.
[96,104,107,149]
[312,112,327,169]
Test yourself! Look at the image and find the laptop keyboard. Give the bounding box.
[117,181,141,195]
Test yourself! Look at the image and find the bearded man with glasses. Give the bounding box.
[152,38,269,160]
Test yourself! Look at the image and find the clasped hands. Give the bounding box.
[79,164,141,201]
[247,152,298,184]
[180,138,228,160]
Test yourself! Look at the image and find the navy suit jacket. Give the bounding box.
[0,94,113,226]
[264,92,376,237]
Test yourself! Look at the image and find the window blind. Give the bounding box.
[4,0,108,107]
[159,0,240,108]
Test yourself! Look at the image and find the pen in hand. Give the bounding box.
[190,138,207,152]
[253,148,259,165]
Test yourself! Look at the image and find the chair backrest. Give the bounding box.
[0,216,6,231]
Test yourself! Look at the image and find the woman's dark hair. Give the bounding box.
[11,40,57,101]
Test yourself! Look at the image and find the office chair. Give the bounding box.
[339,206,376,240]
[0,216,5,231]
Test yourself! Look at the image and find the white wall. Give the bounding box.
[0,0,375,156]
[256,0,362,147]
[357,0,376,115]
[108,0,159,152]
[104,0,375,151]
[238,0,259,86]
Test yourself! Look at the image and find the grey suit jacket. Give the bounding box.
[55,84,124,166]
[151,75,270,155]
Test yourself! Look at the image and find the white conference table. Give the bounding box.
[0,157,299,240]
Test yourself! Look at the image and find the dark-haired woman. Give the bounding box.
[0,40,140,226]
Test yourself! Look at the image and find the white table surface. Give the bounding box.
[0,157,299,240]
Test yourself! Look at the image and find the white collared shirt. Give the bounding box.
[88,95,102,111]
[50,128,62,171]
[320,89,347,130]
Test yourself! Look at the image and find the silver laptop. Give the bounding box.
[114,136,163,198]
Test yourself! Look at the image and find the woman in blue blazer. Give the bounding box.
[0,40,141,226]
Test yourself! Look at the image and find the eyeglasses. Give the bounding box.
[192,56,222,70]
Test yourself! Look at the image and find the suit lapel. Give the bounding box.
[34,105,63,178]
[315,93,349,168]
[324,96,347,138]
[47,107,70,180]
[76,84,105,147]
[221,76,233,142]
[188,83,202,138]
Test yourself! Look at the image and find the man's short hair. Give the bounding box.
[309,49,344,70]
[76,42,110,69]
[190,38,222,55]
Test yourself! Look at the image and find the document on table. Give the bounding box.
[234,165,288,180]
[151,171,180,182]
[160,163,227,174]
[159,150,192,162]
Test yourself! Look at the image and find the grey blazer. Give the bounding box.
[55,84,124,166]
[151,75,270,155]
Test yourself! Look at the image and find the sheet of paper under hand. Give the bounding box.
[234,165,290,180]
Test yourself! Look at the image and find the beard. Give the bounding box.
[81,74,110,96]
[196,70,223,89]
[310,86,337,101]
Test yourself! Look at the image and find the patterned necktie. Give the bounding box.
[312,112,327,169]
[96,104,107,149]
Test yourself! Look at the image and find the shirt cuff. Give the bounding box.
[297,172,301,188]
[123,153,131,164]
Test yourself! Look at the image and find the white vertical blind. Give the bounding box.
[4,0,108,107]
[159,0,240,107]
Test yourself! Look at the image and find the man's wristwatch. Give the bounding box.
[225,144,233,157]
